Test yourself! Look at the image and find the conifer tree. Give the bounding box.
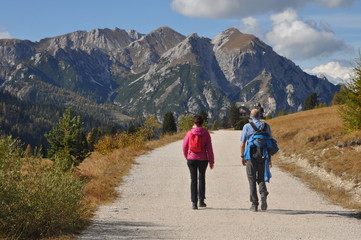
[45,108,89,170]
[221,116,229,129]
[162,111,177,134]
[339,56,361,131]
[304,92,319,110]
[229,102,240,127]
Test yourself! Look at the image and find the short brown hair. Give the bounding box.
[193,115,204,126]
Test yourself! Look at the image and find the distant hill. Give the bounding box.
[0,27,339,121]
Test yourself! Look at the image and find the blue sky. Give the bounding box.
[1,0,360,84]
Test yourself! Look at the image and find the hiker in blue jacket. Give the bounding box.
[240,109,273,212]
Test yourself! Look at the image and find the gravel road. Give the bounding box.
[79,130,361,240]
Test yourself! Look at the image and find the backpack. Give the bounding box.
[249,122,279,161]
[189,132,202,153]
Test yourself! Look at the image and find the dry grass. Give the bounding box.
[268,106,361,211]
[41,132,185,240]
[40,132,185,240]
[77,132,185,211]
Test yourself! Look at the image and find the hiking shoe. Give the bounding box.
[199,200,207,207]
[249,204,258,212]
[192,202,198,210]
[261,197,268,211]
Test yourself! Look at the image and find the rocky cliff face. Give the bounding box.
[0,26,339,120]
[212,28,338,114]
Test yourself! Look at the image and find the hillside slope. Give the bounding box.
[268,106,361,210]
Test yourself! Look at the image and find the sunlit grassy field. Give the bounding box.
[268,106,361,211]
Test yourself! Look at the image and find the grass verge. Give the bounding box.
[268,106,361,212]
[76,132,185,222]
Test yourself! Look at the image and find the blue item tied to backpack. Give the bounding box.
[244,123,279,183]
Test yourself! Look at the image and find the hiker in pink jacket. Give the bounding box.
[182,115,214,210]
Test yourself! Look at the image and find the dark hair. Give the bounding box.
[193,115,204,126]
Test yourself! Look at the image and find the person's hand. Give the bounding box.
[269,161,272,168]
[241,157,247,166]
[210,163,214,169]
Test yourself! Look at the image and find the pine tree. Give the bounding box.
[229,102,240,127]
[304,93,319,110]
[45,108,89,170]
[162,111,177,135]
[221,116,229,129]
[339,56,361,131]
[332,86,349,105]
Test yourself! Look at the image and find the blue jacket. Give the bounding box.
[244,134,278,183]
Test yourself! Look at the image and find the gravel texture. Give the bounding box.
[79,130,361,240]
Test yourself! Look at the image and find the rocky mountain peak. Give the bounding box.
[158,32,211,67]
[126,29,144,41]
[112,27,186,74]
[134,26,185,53]
[36,28,144,54]
[212,28,255,50]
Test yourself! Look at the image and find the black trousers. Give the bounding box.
[246,158,268,205]
[187,160,208,203]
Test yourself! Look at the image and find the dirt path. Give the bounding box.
[79,130,361,240]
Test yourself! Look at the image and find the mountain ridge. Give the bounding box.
[0,26,339,121]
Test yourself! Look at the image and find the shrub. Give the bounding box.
[277,109,287,117]
[0,137,87,239]
[211,120,219,130]
[95,132,146,154]
[94,135,117,154]
[179,114,194,131]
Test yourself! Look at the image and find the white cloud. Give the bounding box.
[0,31,10,39]
[239,17,265,39]
[305,61,353,84]
[170,0,355,18]
[265,8,347,59]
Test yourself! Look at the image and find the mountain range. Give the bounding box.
[0,26,339,122]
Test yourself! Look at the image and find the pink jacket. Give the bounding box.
[182,127,214,165]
